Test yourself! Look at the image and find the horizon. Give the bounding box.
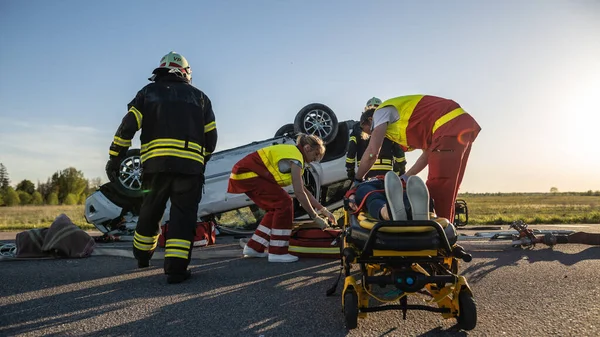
[1,0,599,193]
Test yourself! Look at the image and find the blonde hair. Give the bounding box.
[296,133,325,160]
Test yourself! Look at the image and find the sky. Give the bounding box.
[0,0,599,193]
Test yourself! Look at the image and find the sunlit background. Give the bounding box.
[1,0,598,193]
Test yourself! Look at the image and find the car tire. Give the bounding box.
[107,149,144,198]
[274,123,296,138]
[293,103,338,144]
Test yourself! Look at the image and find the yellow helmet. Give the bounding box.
[156,51,192,82]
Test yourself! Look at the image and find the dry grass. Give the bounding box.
[1,193,599,231]
[458,193,600,225]
[0,205,92,231]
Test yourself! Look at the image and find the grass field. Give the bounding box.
[0,205,92,231]
[1,193,599,231]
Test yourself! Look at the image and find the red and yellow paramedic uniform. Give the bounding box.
[227,144,305,256]
[377,95,481,220]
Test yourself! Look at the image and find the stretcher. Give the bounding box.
[327,205,477,331]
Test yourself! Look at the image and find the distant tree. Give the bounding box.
[16,179,36,195]
[31,191,44,205]
[51,167,89,204]
[0,193,3,206]
[550,187,559,194]
[17,191,32,205]
[3,187,20,206]
[47,192,59,205]
[0,163,9,190]
[63,193,78,205]
[37,179,53,201]
[89,177,102,190]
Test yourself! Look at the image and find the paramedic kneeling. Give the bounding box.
[227,134,336,263]
[355,95,481,221]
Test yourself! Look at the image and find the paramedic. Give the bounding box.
[346,97,406,180]
[105,51,218,284]
[227,134,336,263]
[355,95,481,221]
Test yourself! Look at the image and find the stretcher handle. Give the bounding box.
[360,220,454,257]
[452,245,472,262]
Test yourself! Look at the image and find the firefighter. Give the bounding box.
[227,134,336,263]
[355,95,481,221]
[105,51,218,284]
[346,97,406,180]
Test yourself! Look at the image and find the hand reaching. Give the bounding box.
[312,216,329,230]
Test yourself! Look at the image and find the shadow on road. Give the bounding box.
[0,251,482,337]
[462,246,600,283]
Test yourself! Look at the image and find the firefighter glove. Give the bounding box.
[346,168,355,180]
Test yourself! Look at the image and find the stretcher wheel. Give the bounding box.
[457,288,477,331]
[344,289,359,329]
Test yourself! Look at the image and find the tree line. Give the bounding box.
[0,163,102,207]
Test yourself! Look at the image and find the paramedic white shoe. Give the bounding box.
[384,171,407,221]
[268,253,299,263]
[406,176,431,220]
[243,245,268,258]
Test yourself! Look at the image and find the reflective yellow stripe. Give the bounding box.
[229,171,259,180]
[113,136,132,147]
[166,243,189,249]
[432,107,465,134]
[349,136,356,143]
[129,106,143,129]
[165,253,189,259]
[134,232,159,243]
[395,157,406,163]
[204,121,216,133]
[346,158,356,163]
[141,138,203,153]
[165,249,189,259]
[379,159,392,164]
[109,150,119,157]
[134,241,157,251]
[371,164,393,171]
[288,246,339,254]
[166,239,191,249]
[141,148,204,164]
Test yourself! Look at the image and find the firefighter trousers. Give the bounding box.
[132,172,204,275]
[238,178,294,256]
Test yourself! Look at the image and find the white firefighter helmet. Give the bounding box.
[156,51,192,82]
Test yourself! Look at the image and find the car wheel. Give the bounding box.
[293,103,339,144]
[274,123,296,138]
[108,149,144,198]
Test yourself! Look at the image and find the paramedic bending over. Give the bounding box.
[227,134,336,263]
[355,95,481,221]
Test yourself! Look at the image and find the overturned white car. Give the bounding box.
[85,103,355,237]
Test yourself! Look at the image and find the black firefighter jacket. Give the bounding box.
[109,74,218,175]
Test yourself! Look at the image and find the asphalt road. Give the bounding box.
[1,226,599,337]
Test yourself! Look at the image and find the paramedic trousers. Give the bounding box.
[427,129,478,221]
[235,177,294,256]
[132,173,204,275]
